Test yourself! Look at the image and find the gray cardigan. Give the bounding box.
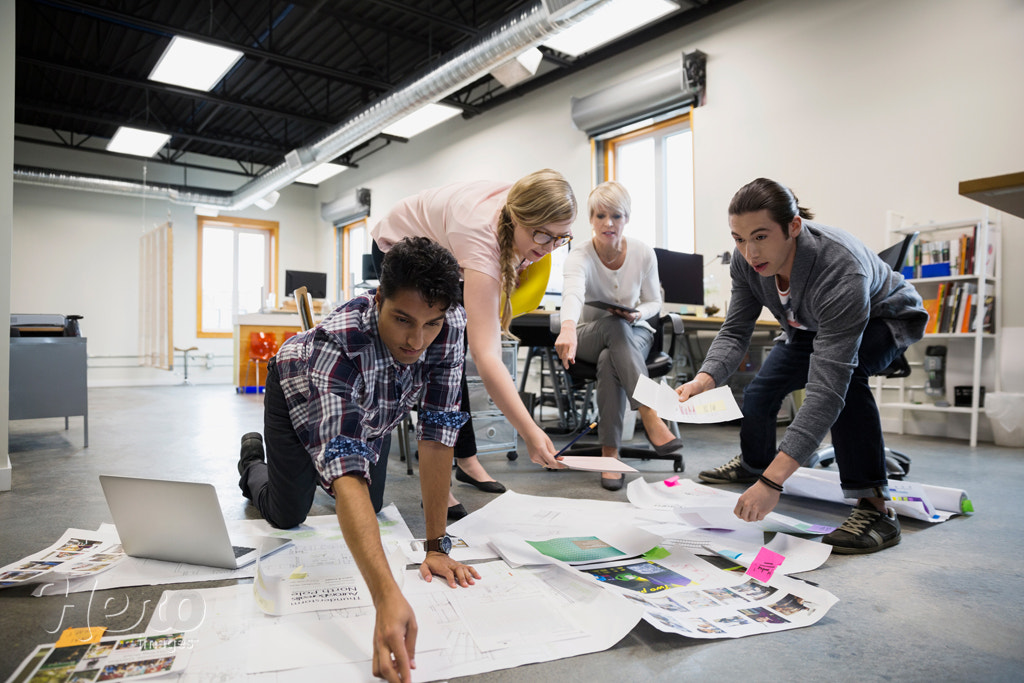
[699,220,927,465]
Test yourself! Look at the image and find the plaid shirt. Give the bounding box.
[275,290,467,493]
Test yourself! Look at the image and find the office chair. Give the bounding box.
[804,231,919,478]
[244,332,280,393]
[548,312,686,472]
[294,286,315,331]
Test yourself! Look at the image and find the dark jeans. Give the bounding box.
[373,240,477,461]
[739,318,901,498]
[239,358,390,528]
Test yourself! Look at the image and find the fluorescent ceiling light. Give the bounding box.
[294,163,349,186]
[194,205,220,217]
[543,0,677,57]
[491,47,544,88]
[382,103,462,139]
[149,36,244,91]
[106,127,171,157]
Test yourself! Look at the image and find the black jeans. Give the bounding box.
[239,358,390,528]
[372,240,477,460]
[739,318,901,498]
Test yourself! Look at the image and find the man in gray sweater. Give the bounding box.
[677,178,927,554]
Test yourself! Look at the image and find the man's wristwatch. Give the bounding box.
[425,535,452,555]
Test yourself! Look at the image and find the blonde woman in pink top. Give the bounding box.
[373,170,577,517]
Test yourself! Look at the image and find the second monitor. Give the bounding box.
[284,269,327,299]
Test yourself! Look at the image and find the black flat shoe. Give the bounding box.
[600,475,624,491]
[455,466,507,494]
[447,503,469,521]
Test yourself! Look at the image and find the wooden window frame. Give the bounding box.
[196,216,279,339]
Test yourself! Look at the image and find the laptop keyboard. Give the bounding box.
[232,545,256,558]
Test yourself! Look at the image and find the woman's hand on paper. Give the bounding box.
[524,427,566,469]
[372,589,417,683]
[420,553,481,588]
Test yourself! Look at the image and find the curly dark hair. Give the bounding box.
[378,236,462,310]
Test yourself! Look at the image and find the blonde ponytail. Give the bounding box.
[496,169,577,337]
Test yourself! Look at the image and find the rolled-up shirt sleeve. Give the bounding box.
[417,307,469,446]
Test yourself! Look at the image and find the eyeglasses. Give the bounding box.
[531,229,572,248]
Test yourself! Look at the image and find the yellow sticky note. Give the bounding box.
[288,565,308,579]
[56,626,106,647]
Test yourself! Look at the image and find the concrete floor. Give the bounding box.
[2,384,1023,681]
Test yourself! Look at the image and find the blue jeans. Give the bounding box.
[738,319,901,499]
[239,358,390,528]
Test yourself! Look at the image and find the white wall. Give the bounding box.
[11,178,321,386]
[313,0,1023,440]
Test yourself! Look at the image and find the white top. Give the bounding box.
[560,237,662,327]
[371,180,511,282]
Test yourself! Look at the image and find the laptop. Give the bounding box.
[99,474,291,569]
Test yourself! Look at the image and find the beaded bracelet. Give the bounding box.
[758,474,784,492]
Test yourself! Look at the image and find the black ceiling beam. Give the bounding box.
[38,0,397,91]
[18,56,337,129]
[17,100,290,157]
[357,0,482,37]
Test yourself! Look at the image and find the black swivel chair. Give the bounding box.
[549,312,686,473]
[805,231,919,478]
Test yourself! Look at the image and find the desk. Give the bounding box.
[959,171,1024,219]
[10,337,88,447]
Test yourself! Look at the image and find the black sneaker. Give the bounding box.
[238,432,265,476]
[823,500,901,555]
[698,455,759,484]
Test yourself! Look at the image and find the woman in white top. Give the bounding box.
[554,182,682,490]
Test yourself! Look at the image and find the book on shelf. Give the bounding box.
[909,225,994,279]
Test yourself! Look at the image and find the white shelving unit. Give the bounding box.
[876,210,1002,446]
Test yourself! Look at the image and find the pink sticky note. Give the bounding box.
[663,476,680,487]
[745,547,785,583]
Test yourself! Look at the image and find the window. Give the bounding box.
[336,218,370,303]
[601,113,694,253]
[197,217,278,337]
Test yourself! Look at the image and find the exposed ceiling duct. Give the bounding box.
[13,0,616,212]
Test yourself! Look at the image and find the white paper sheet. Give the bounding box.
[782,468,972,522]
[558,456,639,473]
[704,532,832,575]
[627,478,835,534]
[1,527,124,590]
[487,525,663,567]
[632,375,744,423]
[150,560,643,682]
[35,505,412,597]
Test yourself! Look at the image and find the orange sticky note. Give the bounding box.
[745,547,785,583]
[56,626,107,647]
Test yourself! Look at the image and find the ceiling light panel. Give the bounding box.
[294,163,349,186]
[543,0,677,57]
[149,36,244,92]
[106,127,171,157]
[381,103,462,139]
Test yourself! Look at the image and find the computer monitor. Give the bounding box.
[284,270,328,299]
[654,248,704,306]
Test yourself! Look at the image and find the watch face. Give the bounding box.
[439,535,452,554]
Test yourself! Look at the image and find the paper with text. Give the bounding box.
[632,376,743,423]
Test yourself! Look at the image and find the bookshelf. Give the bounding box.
[876,210,1001,446]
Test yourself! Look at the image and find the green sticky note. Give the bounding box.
[642,546,671,560]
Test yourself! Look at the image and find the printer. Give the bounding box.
[10,313,83,337]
